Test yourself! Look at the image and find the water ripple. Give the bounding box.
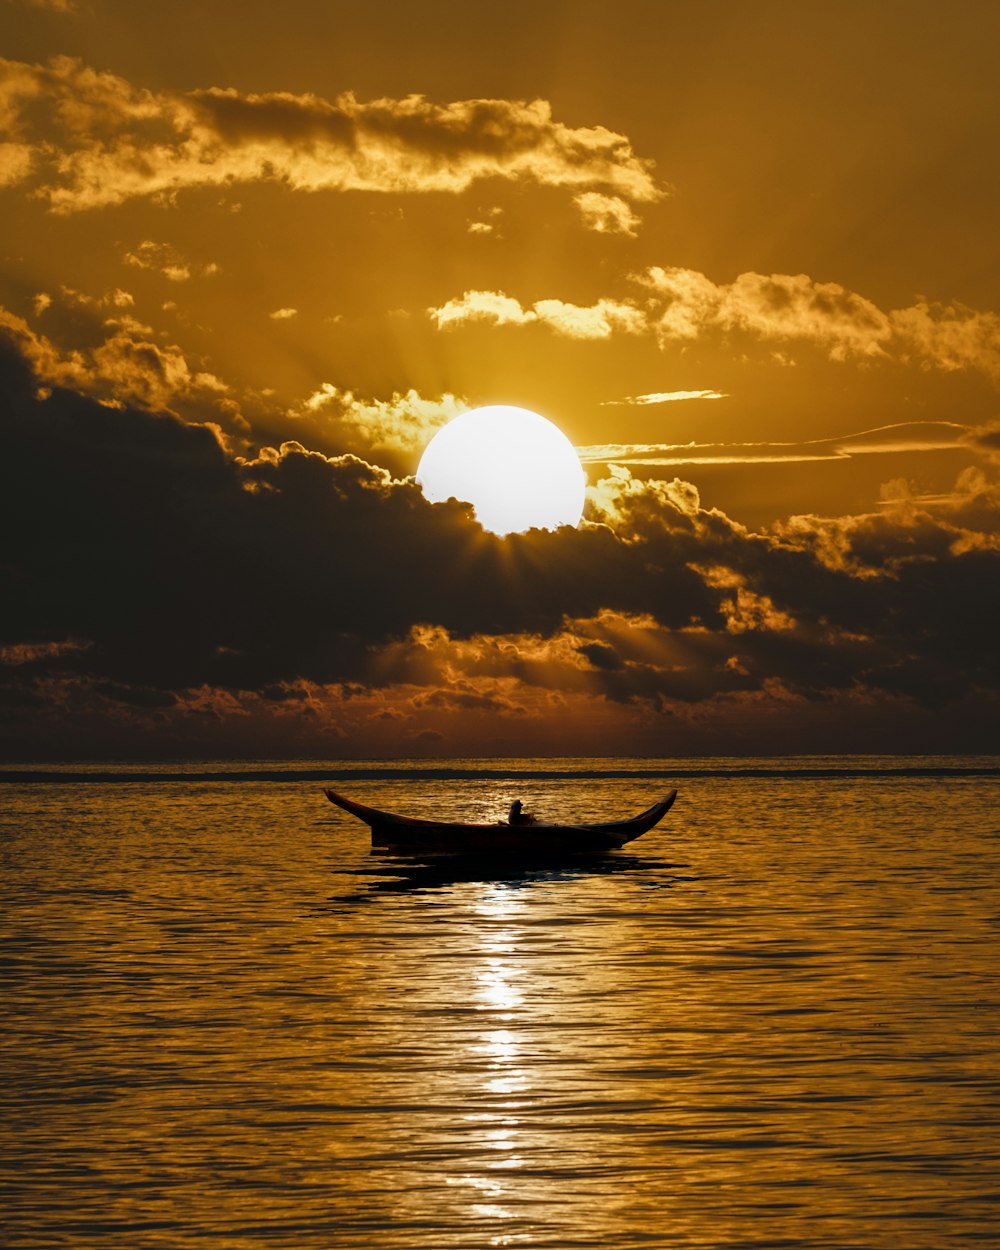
[2,765,999,1248]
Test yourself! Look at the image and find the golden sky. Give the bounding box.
[2,0,999,757]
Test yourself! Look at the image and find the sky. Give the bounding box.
[1,0,999,759]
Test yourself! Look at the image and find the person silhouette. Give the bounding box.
[508,799,536,826]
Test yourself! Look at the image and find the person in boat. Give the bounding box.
[508,799,537,826]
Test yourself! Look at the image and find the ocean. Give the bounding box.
[2,757,998,1249]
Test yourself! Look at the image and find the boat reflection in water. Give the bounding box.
[327,848,686,900]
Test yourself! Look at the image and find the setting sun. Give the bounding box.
[415,405,586,536]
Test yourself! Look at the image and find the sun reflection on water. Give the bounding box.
[448,886,537,1233]
[475,959,523,1015]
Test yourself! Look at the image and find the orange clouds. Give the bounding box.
[123,241,219,282]
[0,305,227,415]
[0,56,660,217]
[643,269,1000,379]
[602,390,727,406]
[291,385,467,455]
[573,192,642,236]
[427,269,1000,383]
[0,141,32,185]
[640,267,894,357]
[0,638,90,665]
[577,421,970,469]
[429,289,646,339]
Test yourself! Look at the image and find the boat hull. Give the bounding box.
[324,789,678,857]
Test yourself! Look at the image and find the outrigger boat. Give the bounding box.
[324,789,678,857]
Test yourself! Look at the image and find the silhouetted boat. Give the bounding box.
[324,788,678,856]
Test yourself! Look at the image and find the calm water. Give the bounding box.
[2,757,999,1249]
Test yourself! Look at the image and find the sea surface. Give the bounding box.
[2,756,999,1249]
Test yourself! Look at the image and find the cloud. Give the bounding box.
[640,268,1000,379]
[123,240,218,281]
[638,267,895,357]
[291,384,466,455]
[0,141,33,184]
[1,335,998,756]
[0,56,660,212]
[428,289,645,339]
[0,638,90,665]
[602,390,727,405]
[891,300,1000,379]
[573,191,641,235]
[467,205,502,235]
[533,298,646,339]
[429,289,534,330]
[430,271,895,356]
[963,420,1000,463]
[429,267,1000,383]
[0,303,228,415]
[577,421,971,467]
[34,284,135,314]
[269,307,298,320]
[411,683,526,717]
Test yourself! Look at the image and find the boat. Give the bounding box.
[324,788,678,856]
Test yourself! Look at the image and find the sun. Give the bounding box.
[416,405,587,536]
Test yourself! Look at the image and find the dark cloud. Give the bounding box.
[2,332,999,756]
[578,642,622,671]
[93,681,178,708]
[0,336,708,694]
[964,421,1000,462]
